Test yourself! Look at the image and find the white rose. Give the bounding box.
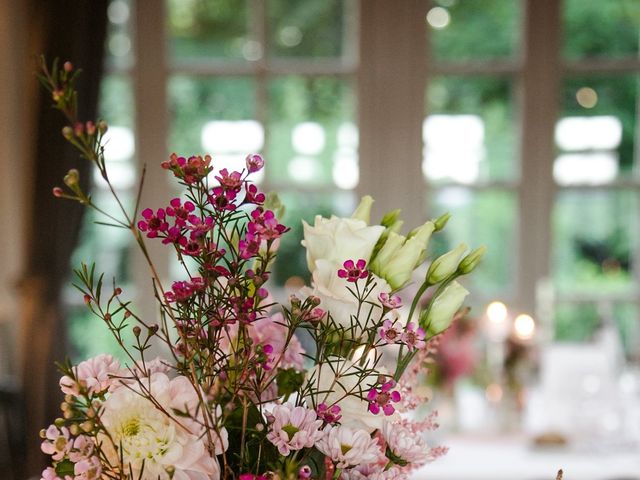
[302,215,384,272]
[306,360,396,433]
[299,259,391,332]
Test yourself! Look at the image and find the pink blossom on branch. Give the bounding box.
[338,259,368,283]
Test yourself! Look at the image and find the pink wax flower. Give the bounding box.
[338,259,368,283]
[137,207,168,238]
[216,168,243,191]
[165,197,195,227]
[401,322,426,351]
[367,380,401,416]
[41,425,71,461]
[266,403,323,456]
[73,456,102,480]
[244,183,265,205]
[378,292,402,309]
[379,319,402,345]
[209,186,237,211]
[68,435,94,463]
[246,153,264,173]
[316,402,342,425]
[187,215,214,240]
[40,467,72,480]
[164,277,206,303]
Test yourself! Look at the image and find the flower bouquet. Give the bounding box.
[36,58,484,480]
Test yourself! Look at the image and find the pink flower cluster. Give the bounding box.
[164,277,206,303]
[59,354,122,396]
[41,427,102,480]
[239,208,288,260]
[161,153,212,184]
[379,319,426,351]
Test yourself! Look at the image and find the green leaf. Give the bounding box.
[276,368,304,397]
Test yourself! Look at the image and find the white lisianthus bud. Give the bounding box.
[423,281,469,336]
[370,232,405,274]
[383,236,424,289]
[426,243,468,284]
[408,220,435,245]
[380,209,401,228]
[434,212,451,231]
[351,195,375,224]
[458,245,487,274]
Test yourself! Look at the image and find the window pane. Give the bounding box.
[554,302,640,357]
[105,0,134,70]
[168,76,258,165]
[167,0,249,61]
[267,76,357,188]
[268,0,349,58]
[428,0,520,62]
[554,303,600,342]
[563,0,640,60]
[555,75,638,185]
[425,77,517,184]
[273,191,356,287]
[553,190,637,295]
[428,188,516,297]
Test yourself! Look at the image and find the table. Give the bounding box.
[412,435,640,480]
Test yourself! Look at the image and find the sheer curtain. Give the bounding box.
[20,0,108,477]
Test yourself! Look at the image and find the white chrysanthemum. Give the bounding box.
[382,420,429,466]
[316,425,382,469]
[100,373,227,480]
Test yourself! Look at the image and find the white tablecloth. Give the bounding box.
[412,435,640,480]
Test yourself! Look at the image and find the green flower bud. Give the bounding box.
[434,212,452,232]
[63,169,80,188]
[384,236,423,289]
[423,281,469,336]
[380,209,402,228]
[351,195,374,224]
[458,245,487,274]
[408,220,435,245]
[388,219,404,233]
[371,231,405,274]
[426,243,468,284]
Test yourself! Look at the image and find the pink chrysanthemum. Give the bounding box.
[338,259,368,283]
[59,354,122,396]
[266,403,324,456]
[382,420,430,467]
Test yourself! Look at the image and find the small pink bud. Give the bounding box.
[52,187,64,197]
[63,61,73,72]
[83,294,91,304]
[298,466,312,479]
[245,153,264,173]
[85,121,96,135]
[73,122,84,136]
